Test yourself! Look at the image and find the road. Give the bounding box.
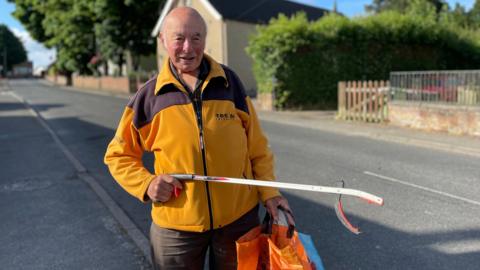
[4,79,480,269]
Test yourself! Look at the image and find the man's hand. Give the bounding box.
[264,196,295,225]
[146,174,183,203]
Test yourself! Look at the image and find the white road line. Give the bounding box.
[364,171,480,207]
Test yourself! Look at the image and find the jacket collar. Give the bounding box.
[154,54,228,95]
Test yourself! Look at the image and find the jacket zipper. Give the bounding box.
[189,88,214,231]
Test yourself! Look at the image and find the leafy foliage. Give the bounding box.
[94,0,160,75]
[365,0,447,14]
[247,11,480,109]
[42,0,97,75]
[9,0,162,77]
[469,0,480,27]
[0,24,28,75]
[8,0,51,44]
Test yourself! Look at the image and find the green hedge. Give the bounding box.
[247,12,480,109]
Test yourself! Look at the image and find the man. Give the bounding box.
[104,7,291,269]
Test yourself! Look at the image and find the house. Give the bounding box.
[151,0,331,95]
[12,61,33,78]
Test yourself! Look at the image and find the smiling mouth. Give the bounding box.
[179,56,195,61]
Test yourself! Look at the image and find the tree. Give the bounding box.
[439,3,471,28]
[94,0,162,75]
[9,0,162,78]
[469,0,480,27]
[365,0,447,14]
[94,0,125,75]
[366,0,474,29]
[405,0,437,21]
[7,0,51,44]
[9,0,97,78]
[0,24,28,76]
[42,0,97,77]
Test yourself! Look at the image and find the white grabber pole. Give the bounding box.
[170,174,384,234]
[171,174,383,206]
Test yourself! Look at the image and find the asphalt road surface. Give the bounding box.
[5,79,480,269]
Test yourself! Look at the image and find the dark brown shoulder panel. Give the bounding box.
[127,78,190,129]
[202,65,249,114]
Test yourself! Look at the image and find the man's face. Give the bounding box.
[161,14,206,74]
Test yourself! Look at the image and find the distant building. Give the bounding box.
[34,66,47,77]
[101,52,157,77]
[151,0,330,95]
[12,61,33,78]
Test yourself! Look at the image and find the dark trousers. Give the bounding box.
[150,205,259,270]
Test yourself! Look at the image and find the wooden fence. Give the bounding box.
[337,81,390,122]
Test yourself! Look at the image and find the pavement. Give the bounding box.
[257,110,480,158]
[0,87,151,270]
[1,79,479,269]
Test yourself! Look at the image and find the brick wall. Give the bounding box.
[73,76,100,90]
[46,74,152,94]
[98,76,130,93]
[46,75,68,86]
[72,76,130,93]
[389,102,480,137]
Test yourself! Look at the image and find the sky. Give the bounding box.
[292,0,476,17]
[0,1,55,70]
[0,0,476,69]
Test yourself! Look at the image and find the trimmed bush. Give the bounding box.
[247,11,480,109]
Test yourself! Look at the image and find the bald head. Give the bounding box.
[161,7,207,37]
[160,7,207,74]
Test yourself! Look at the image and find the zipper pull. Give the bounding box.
[199,134,204,150]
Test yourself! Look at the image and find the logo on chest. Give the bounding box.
[216,113,235,121]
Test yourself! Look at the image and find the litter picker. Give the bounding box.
[171,174,384,234]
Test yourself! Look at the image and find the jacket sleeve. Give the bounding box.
[104,107,154,202]
[244,96,281,203]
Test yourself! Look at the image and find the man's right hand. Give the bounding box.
[146,174,183,202]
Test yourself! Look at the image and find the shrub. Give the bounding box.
[247,11,480,109]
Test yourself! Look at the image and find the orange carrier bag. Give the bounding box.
[236,206,315,270]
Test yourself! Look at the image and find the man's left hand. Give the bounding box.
[264,196,294,225]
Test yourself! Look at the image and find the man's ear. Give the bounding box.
[159,33,167,49]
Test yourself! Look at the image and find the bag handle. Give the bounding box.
[261,205,296,238]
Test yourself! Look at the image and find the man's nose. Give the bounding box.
[182,39,192,52]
